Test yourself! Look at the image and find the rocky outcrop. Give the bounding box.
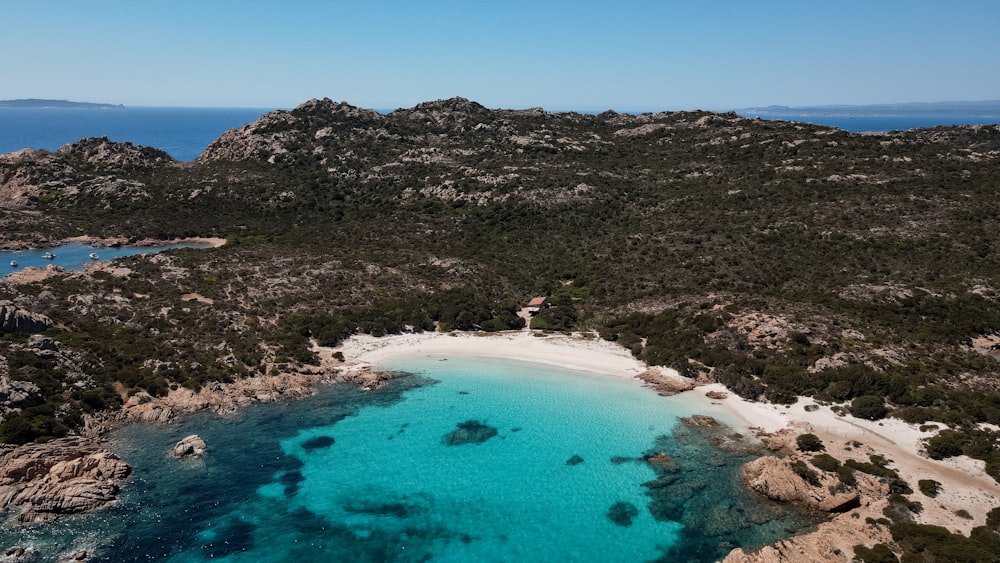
[196,98,383,163]
[56,137,173,169]
[0,137,166,210]
[723,501,893,563]
[728,454,894,562]
[0,437,131,524]
[636,368,697,395]
[105,367,398,429]
[740,456,860,512]
[0,376,43,415]
[170,435,207,458]
[0,303,53,334]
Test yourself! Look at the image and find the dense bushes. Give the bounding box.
[796,433,825,452]
[850,395,889,420]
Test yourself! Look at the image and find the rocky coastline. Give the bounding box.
[0,360,396,542]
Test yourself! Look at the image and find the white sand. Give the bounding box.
[333,330,1000,534]
[337,331,650,378]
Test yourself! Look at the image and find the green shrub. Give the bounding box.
[852,543,898,563]
[796,433,825,452]
[811,453,842,472]
[791,459,821,486]
[850,395,888,420]
[918,479,942,498]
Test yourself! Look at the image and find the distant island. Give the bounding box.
[0,98,124,109]
[740,99,1000,117]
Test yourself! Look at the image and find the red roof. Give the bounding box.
[527,297,546,307]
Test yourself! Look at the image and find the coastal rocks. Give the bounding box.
[0,437,131,524]
[443,420,498,446]
[0,303,53,334]
[1,546,39,562]
[636,368,697,395]
[170,435,207,458]
[740,456,860,513]
[115,370,339,423]
[723,500,893,563]
[681,415,721,427]
[337,368,397,390]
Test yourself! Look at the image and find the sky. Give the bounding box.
[3,0,999,112]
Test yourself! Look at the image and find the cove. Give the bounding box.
[2,241,214,276]
[0,356,820,562]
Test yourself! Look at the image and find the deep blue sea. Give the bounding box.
[0,357,821,562]
[3,107,999,167]
[0,107,272,162]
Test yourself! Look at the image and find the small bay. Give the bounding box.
[2,241,213,276]
[0,356,821,562]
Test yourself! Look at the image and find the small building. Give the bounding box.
[526,296,547,315]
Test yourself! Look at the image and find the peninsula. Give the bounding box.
[0,98,124,109]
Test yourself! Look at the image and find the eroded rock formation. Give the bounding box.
[0,437,131,524]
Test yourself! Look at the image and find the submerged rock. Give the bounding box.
[301,435,335,451]
[442,420,498,446]
[606,501,639,527]
[680,415,721,427]
[566,455,584,466]
[170,435,207,458]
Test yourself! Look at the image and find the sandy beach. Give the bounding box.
[335,330,1000,537]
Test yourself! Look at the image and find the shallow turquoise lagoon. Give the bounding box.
[0,356,819,562]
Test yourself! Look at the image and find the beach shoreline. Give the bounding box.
[335,330,1000,539]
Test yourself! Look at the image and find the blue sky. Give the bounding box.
[4,0,999,111]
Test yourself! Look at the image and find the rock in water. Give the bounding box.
[170,435,208,458]
[0,437,131,524]
[566,455,584,466]
[442,420,498,446]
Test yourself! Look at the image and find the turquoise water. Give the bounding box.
[1,241,212,276]
[0,357,819,562]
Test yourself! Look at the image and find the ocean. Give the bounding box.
[0,357,820,562]
[2,107,999,166]
[0,107,272,162]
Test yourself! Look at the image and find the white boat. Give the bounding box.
[42,252,55,259]
[9,260,17,267]
[89,252,99,260]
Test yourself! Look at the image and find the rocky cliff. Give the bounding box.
[0,303,52,334]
